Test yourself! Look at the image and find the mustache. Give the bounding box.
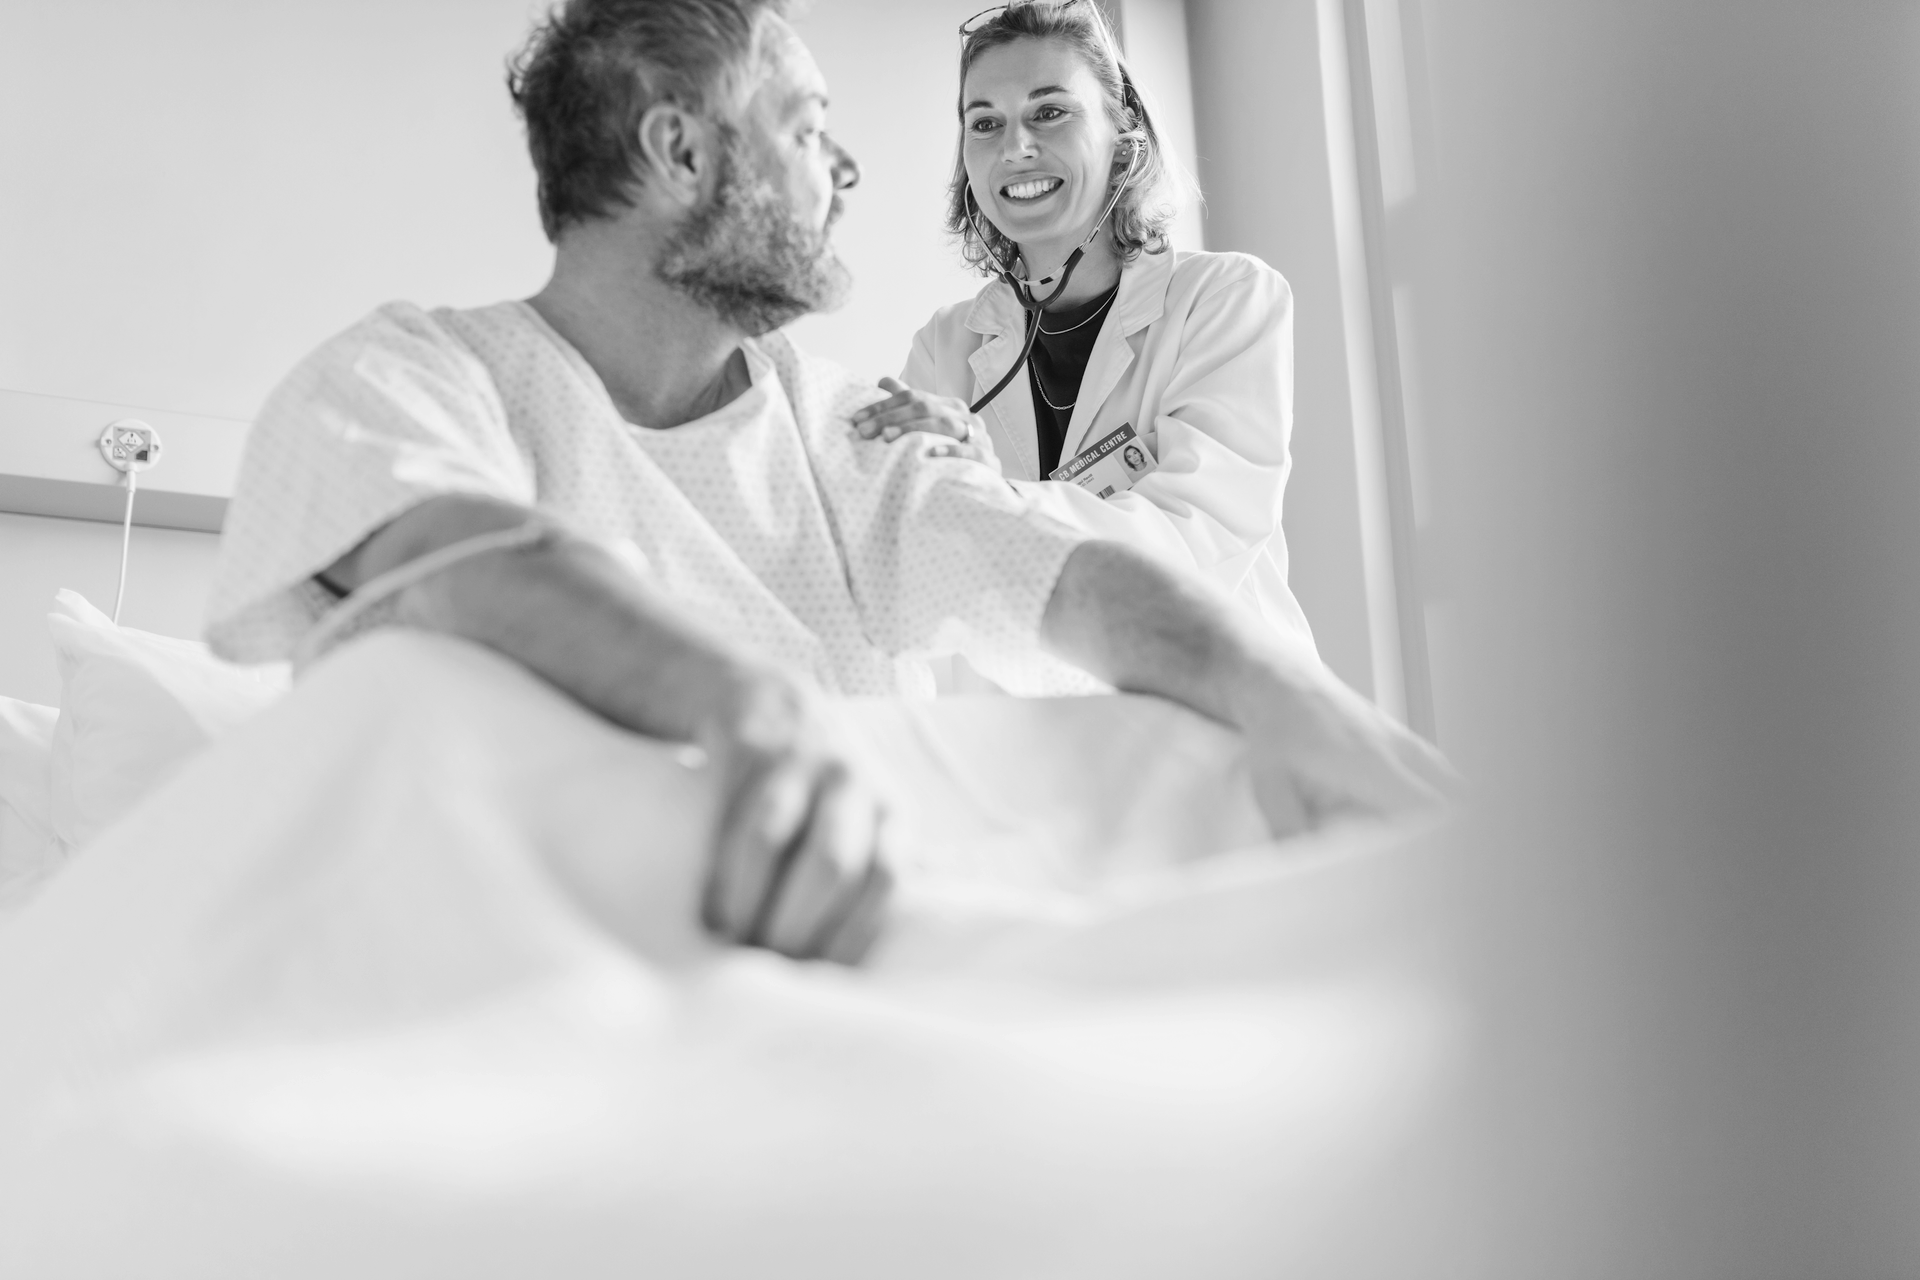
[655,152,853,336]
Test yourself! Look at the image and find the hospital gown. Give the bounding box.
[207,301,1088,696]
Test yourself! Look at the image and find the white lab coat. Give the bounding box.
[902,247,1317,651]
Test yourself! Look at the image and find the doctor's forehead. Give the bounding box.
[961,37,1097,111]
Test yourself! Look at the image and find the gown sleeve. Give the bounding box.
[793,348,1093,692]
[205,303,536,664]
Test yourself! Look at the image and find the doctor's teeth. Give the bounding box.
[1004,178,1061,200]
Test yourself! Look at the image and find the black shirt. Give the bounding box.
[1027,282,1120,477]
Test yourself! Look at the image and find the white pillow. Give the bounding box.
[0,693,56,835]
[47,591,289,850]
[0,694,64,908]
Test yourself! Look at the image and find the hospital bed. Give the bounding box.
[0,589,1463,1277]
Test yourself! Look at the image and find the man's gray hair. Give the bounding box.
[508,0,789,241]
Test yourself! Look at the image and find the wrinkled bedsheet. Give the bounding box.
[0,631,1463,1279]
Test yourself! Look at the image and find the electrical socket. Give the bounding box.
[99,419,163,474]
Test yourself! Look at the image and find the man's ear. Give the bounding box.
[635,103,715,206]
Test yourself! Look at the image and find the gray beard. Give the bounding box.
[655,136,852,337]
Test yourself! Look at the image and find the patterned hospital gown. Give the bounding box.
[205,300,1090,697]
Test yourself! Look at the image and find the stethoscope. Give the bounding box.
[964,138,1143,415]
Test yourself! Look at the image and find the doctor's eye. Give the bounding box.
[967,117,1001,135]
[1033,104,1068,122]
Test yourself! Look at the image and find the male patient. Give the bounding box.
[206,0,1439,965]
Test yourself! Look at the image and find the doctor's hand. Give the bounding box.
[851,377,996,465]
[697,671,894,965]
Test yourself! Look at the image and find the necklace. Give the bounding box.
[1037,283,1119,335]
[1030,283,1116,412]
[1031,361,1076,412]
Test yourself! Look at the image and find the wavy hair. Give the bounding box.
[945,1,1186,276]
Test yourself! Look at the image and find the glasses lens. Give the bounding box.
[959,4,1006,35]
[960,0,1087,37]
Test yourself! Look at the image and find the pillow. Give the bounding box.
[0,800,67,912]
[47,591,290,850]
[0,693,57,837]
[0,694,65,908]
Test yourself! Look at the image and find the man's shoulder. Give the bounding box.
[281,301,468,384]
[261,300,528,415]
[314,299,533,366]
[753,331,885,425]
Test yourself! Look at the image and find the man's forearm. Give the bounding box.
[1042,540,1447,829]
[326,496,767,743]
[397,531,775,744]
[1039,540,1319,731]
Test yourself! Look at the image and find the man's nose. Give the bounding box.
[830,135,860,190]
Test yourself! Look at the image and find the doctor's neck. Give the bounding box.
[1017,225,1122,311]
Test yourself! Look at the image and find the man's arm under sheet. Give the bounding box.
[316,490,1446,958]
[319,495,894,967]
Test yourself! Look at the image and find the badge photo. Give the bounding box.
[1049,422,1156,500]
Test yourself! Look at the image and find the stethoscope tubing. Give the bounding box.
[964,143,1142,416]
[967,250,1084,415]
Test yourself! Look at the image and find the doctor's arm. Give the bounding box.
[319,493,892,964]
[1041,539,1449,832]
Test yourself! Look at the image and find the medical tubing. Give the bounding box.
[112,472,136,625]
[292,522,561,667]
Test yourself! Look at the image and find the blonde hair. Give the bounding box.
[945,1,1186,275]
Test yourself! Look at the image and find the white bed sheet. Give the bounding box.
[0,631,1463,1278]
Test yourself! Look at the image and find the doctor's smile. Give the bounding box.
[999,176,1063,202]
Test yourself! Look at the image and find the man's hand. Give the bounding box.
[1039,540,1453,838]
[698,673,894,964]
[1232,653,1452,836]
[336,495,895,965]
[850,377,994,464]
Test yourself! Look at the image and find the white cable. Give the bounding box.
[112,471,137,625]
[98,419,160,626]
[291,522,561,667]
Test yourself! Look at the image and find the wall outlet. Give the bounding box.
[98,419,162,474]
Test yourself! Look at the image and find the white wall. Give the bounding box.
[0,514,220,706]
[1112,0,1206,253]
[1185,0,1377,698]
[785,1,987,377]
[0,0,554,422]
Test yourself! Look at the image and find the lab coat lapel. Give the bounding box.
[1059,251,1171,464]
[966,281,1042,480]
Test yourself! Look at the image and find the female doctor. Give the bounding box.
[852,0,1315,651]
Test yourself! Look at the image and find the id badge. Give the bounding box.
[1048,421,1157,499]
